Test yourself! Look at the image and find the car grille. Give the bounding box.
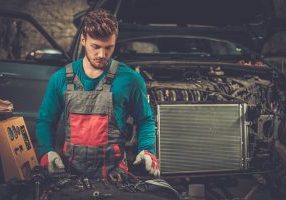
[157,104,248,174]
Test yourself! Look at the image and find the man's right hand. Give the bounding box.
[40,151,65,174]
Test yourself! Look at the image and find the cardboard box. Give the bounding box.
[0,116,38,182]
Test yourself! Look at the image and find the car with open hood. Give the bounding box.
[73,0,286,197]
[1,0,286,198]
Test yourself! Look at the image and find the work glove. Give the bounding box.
[40,151,65,174]
[133,150,160,177]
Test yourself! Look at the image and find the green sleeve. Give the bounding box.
[35,68,65,157]
[129,73,156,154]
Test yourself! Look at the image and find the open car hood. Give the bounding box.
[86,0,285,55]
[97,0,274,26]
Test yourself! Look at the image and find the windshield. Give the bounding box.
[0,16,54,61]
[117,36,250,57]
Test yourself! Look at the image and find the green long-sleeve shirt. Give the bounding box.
[36,59,155,156]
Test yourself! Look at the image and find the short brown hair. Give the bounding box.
[82,9,118,39]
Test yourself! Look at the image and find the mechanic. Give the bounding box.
[35,9,159,179]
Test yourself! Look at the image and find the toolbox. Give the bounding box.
[0,116,38,182]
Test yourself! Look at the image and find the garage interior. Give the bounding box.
[1,0,286,199]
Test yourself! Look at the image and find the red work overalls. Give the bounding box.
[62,60,127,178]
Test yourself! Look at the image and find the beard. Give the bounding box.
[86,53,108,70]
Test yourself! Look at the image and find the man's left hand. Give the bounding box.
[133,150,160,177]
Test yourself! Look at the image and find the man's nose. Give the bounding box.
[98,48,106,58]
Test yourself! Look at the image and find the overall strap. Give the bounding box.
[96,59,119,91]
[65,63,74,91]
[65,63,84,91]
[105,59,119,85]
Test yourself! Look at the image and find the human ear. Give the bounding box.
[80,34,86,47]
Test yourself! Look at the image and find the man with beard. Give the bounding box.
[36,9,160,182]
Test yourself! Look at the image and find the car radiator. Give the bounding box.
[157,104,248,175]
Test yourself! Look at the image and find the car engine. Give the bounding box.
[126,61,286,196]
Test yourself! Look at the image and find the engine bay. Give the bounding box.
[126,61,286,194]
